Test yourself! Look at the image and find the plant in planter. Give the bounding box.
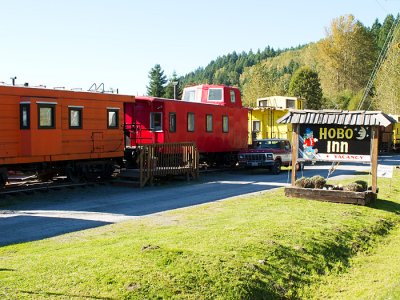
[286,177,375,205]
[343,182,365,192]
[311,175,326,189]
[295,175,326,189]
[354,180,368,191]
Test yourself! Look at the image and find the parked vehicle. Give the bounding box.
[238,138,303,174]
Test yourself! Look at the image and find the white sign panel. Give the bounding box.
[317,153,371,162]
[377,164,393,178]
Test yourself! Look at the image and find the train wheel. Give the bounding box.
[100,162,115,179]
[66,163,84,183]
[37,170,55,182]
[0,168,7,188]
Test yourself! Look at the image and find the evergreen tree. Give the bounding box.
[289,66,323,109]
[378,15,396,51]
[164,71,183,99]
[373,15,400,114]
[370,18,382,50]
[147,64,167,97]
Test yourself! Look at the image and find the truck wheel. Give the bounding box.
[272,160,281,175]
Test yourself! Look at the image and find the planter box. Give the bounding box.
[284,187,377,206]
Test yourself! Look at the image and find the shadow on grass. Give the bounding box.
[371,198,400,215]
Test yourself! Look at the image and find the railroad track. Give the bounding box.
[0,181,100,197]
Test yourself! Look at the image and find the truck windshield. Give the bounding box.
[254,141,281,149]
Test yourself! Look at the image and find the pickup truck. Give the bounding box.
[238,138,303,174]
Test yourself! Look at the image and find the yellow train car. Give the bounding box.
[248,96,304,143]
[391,115,400,151]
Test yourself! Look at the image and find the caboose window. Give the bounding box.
[20,103,30,129]
[107,108,119,129]
[230,90,236,103]
[183,90,196,101]
[187,112,195,132]
[38,104,55,129]
[206,114,213,132]
[150,112,162,131]
[252,120,260,132]
[286,99,295,109]
[69,107,83,129]
[169,113,176,133]
[208,88,223,101]
[222,115,229,133]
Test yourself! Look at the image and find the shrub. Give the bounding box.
[343,182,364,192]
[295,177,306,188]
[303,178,315,188]
[354,180,368,191]
[311,175,326,189]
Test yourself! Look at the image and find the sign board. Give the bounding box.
[299,125,371,162]
[377,164,393,178]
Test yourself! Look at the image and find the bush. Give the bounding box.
[311,175,326,189]
[295,177,307,188]
[354,180,368,191]
[303,178,315,188]
[343,182,364,192]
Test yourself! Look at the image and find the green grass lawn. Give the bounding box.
[1,169,399,299]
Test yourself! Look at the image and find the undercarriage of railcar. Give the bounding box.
[0,159,120,188]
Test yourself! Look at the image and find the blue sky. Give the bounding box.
[0,0,399,95]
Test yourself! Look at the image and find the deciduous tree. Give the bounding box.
[317,15,377,100]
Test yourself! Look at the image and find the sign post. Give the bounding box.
[371,126,379,193]
[291,124,299,186]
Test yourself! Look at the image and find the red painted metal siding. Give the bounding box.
[127,88,248,153]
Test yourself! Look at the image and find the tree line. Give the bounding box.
[147,13,399,114]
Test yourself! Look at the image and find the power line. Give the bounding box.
[358,16,400,110]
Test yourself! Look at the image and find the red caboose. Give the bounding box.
[124,84,248,165]
[0,84,134,185]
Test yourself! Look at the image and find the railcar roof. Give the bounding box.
[0,84,135,102]
[135,95,248,109]
[277,109,397,127]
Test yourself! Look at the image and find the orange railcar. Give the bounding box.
[0,85,134,185]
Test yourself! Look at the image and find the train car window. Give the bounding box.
[38,103,55,129]
[169,113,176,133]
[252,120,260,132]
[107,108,119,129]
[222,115,229,133]
[286,99,295,109]
[187,112,195,132]
[206,114,213,132]
[69,107,83,129]
[230,90,236,103]
[208,88,223,101]
[150,112,162,131]
[183,90,196,101]
[20,103,30,129]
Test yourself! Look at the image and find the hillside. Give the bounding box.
[181,14,400,112]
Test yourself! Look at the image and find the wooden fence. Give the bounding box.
[138,142,199,187]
